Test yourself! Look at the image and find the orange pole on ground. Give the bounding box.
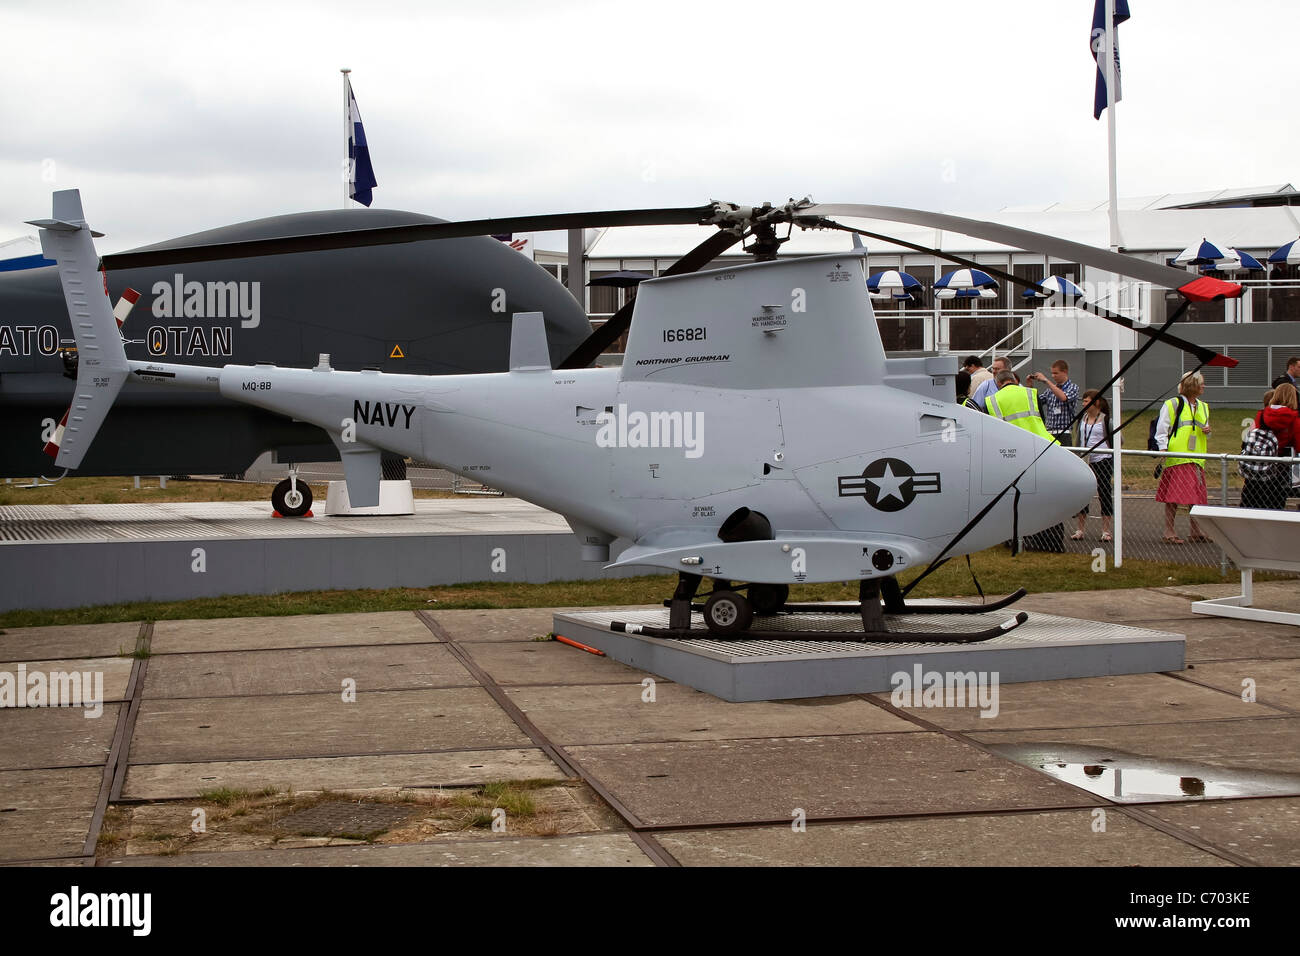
[554,634,605,656]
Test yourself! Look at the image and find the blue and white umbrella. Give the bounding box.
[1174,238,1235,266]
[934,268,998,300]
[866,270,923,300]
[1200,248,1264,273]
[1021,275,1085,299]
[1267,237,1300,265]
[938,287,998,299]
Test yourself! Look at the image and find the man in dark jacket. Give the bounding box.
[1272,356,1300,389]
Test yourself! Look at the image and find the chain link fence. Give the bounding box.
[1064,445,1299,572]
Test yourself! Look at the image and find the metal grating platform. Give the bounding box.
[553,603,1185,702]
[0,499,572,543]
[0,500,636,612]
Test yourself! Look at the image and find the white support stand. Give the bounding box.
[324,480,415,516]
[1188,506,1300,627]
[1192,569,1300,627]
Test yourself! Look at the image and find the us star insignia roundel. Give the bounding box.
[837,457,941,512]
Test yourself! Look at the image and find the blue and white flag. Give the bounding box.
[346,76,378,206]
[1091,0,1130,119]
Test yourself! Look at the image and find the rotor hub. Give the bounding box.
[704,198,816,261]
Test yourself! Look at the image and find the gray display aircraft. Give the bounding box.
[32,190,1241,639]
[0,206,594,507]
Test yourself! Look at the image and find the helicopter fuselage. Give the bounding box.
[132,353,1093,583]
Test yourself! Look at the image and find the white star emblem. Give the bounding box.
[868,462,910,504]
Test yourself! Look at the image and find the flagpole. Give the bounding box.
[1104,0,1120,253]
[341,68,351,209]
[1103,0,1123,565]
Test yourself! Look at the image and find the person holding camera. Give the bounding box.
[1029,360,1078,446]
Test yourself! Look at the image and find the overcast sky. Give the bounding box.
[2,0,1296,252]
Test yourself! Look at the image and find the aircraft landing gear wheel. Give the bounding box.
[272,477,313,517]
[749,583,789,615]
[703,591,753,636]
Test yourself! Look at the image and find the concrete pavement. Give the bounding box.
[1,583,1297,866]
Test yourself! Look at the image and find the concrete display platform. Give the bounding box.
[0,498,635,612]
[552,602,1186,702]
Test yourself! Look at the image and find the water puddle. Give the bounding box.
[989,743,1300,803]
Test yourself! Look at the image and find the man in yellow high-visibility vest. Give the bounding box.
[984,371,1059,444]
[985,370,1064,551]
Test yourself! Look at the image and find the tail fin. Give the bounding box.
[619,252,885,389]
[28,190,128,469]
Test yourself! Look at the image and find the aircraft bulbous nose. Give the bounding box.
[1049,442,1099,519]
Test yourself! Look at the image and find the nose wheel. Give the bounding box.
[703,590,754,635]
[271,476,313,517]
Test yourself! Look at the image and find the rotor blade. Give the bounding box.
[803,202,1244,296]
[557,228,745,370]
[818,219,1237,368]
[101,205,717,271]
[659,227,747,276]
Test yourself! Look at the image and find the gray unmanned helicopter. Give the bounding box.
[32,190,1241,640]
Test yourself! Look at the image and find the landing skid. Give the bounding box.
[613,612,1028,644]
[780,588,1028,616]
[622,573,1031,643]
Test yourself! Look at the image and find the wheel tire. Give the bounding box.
[749,583,789,616]
[703,591,754,636]
[272,478,313,517]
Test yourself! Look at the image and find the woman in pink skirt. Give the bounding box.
[1155,371,1211,544]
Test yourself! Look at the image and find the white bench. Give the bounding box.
[1188,505,1300,626]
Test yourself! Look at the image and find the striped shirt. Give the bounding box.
[1041,378,1079,434]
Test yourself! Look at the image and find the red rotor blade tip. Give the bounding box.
[1178,276,1244,302]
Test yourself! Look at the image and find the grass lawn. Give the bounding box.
[0,547,1254,631]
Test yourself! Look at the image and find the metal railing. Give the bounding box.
[1062,445,1299,572]
[976,311,1037,371]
